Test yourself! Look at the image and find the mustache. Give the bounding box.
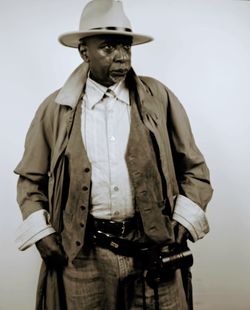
[111,67,130,74]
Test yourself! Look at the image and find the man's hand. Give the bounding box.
[36,233,68,269]
[172,220,191,244]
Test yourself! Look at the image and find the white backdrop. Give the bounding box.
[1,1,250,309]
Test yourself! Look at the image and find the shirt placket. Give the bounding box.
[106,99,120,218]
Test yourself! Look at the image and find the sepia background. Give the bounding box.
[0,0,250,309]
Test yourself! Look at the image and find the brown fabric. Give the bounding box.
[60,101,91,260]
[36,263,67,310]
[35,98,79,310]
[126,93,175,244]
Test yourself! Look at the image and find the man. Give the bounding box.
[15,0,213,309]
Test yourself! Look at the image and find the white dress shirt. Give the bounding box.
[82,77,135,221]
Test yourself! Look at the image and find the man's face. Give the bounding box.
[79,35,132,87]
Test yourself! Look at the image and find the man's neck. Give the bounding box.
[89,72,115,88]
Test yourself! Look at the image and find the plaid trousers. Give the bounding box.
[63,245,187,310]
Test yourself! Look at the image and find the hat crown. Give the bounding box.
[79,0,132,32]
[58,0,153,48]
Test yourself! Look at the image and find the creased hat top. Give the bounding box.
[59,0,153,48]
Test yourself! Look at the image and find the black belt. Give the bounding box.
[93,230,141,256]
[92,216,138,238]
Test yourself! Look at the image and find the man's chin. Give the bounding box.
[110,73,127,84]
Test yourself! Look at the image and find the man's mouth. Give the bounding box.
[111,69,128,76]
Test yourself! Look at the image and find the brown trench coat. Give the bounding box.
[15,63,213,309]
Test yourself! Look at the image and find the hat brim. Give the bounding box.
[58,30,153,48]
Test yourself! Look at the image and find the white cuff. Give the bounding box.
[15,209,56,251]
[172,194,209,242]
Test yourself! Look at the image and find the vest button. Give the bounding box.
[149,226,156,232]
[84,167,90,173]
[129,157,134,163]
[140,190,148,197]
[82,186,88,191]
[80,223,84,228]
[80,205,86,210]
[76,241,81,246]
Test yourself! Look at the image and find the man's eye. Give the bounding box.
[123,45,131,51]
[103,45,114,51]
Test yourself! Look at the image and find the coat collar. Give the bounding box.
[55,62,151,109]
[55,63,89,108]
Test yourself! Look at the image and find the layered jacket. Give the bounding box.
[15,63,213,309]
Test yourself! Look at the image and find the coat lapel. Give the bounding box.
[55,63,89,108]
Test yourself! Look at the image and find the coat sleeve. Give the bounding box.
[165,87,213,212]
[162,87,213,241]
[14,95,58,249]
[137,75,213,240]
[14,98,55,219]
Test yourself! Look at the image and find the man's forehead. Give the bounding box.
[81,34,133,45]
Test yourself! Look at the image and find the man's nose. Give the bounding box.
[114,45,130,62]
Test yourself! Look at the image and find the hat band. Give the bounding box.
[90,26,132,33]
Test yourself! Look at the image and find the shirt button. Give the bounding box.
[114,211,120,216]
[114,186,119,192]
[82,186,88,191]
[76,241,81,246]
[110,136,115,141]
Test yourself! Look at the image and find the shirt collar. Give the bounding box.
[85,77,130,110]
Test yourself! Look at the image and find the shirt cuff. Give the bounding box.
[15,209,56,251]
[172,194,209,242]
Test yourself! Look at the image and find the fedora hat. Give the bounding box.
[59,0,153,48]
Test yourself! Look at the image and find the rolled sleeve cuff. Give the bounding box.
[172,194,209,242]
[15,209,56,251]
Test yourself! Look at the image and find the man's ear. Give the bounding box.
[78,43,89,62]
